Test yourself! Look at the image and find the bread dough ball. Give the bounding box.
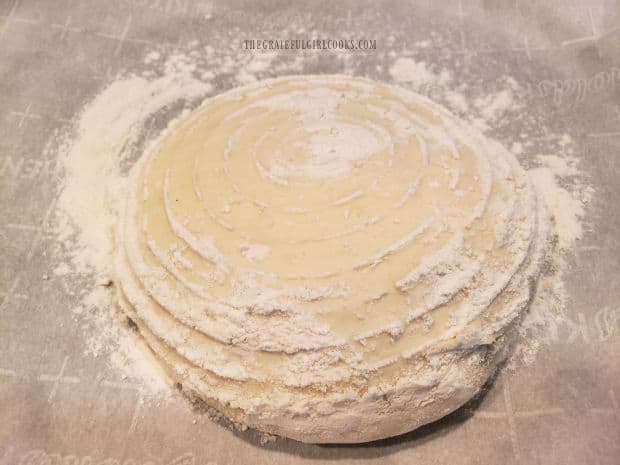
[114,75,549,443]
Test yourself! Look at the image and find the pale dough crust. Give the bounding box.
[113,75,550,443]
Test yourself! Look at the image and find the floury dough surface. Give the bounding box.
[114,75,551,443]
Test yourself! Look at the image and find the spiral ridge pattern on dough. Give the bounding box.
[114,75,550,443]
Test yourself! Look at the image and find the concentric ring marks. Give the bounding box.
[113,75,550,443]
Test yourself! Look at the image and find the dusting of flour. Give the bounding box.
[51,46,591,404]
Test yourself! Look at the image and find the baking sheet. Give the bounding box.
[1,0,619,464]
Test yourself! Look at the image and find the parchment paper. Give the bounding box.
[1,0,619,464]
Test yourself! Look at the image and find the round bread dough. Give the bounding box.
[114,75,550,443]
